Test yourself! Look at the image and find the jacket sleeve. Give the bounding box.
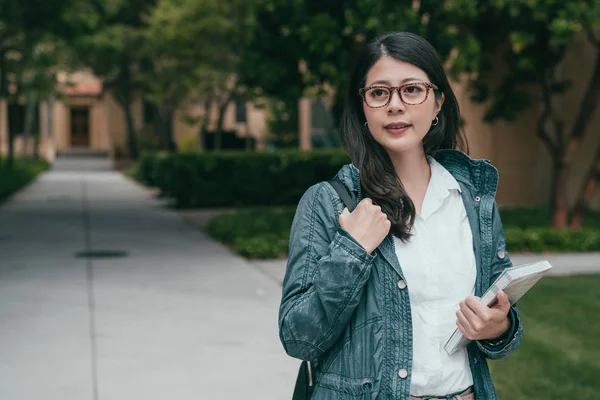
[476,200,524,360]
[278,182,376,361]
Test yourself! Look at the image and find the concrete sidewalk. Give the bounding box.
[0,161,298,400]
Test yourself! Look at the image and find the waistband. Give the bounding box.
[410,386,474,400]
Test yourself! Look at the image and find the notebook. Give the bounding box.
[444,260,553,355]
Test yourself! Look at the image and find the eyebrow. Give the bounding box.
[368,77,425,86]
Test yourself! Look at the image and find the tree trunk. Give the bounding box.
[23,94,37,156]
[570,144,600,228]
[198,98,211,151]
[216,100,229,132]
[149,103,164,148]
[159,107,176,151]
[44,94,54,158]
[214,98,230,151]
[33,127,40,159]
[166,111,176,151]
[123,102,139,159]
[113,86,140,160]
[545,44,600,227]
[7,125,14,170]
[0,46,12,170]
[551,157,570,228]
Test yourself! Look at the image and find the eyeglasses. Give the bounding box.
[359,82,439,108]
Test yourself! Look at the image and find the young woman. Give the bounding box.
[279,32,522,400]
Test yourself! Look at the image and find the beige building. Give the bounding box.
[0,69,270,161]
[1,35,600,209]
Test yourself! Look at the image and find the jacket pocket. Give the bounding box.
[314,373,379,399]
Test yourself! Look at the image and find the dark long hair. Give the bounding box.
[340,31,468,241]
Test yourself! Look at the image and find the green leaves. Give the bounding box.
[467,0,599,124]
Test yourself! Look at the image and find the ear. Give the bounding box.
[434,92,445,117]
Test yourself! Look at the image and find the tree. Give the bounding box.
[469,0,600,228]
[241,0,600,226]
[142,0,258,151]
[68,0,159,159]
[0,0,78,168]
[12,37,65,158]
[238,0,482,146]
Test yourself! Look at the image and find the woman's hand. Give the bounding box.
[456,290,511,341]
[339,198,391,254]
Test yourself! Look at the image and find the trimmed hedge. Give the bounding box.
[0,157,50,203]
[206,208,294,259]
[136,150,351,208]
[207,207,600,259]
[504,228,600,253]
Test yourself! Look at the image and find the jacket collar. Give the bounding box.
[334,149,499,199]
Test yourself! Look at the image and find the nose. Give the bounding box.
[387,89,406,114]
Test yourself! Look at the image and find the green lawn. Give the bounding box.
[489,274,600,399]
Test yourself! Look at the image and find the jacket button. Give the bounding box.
[498,250,506,259]
[397,280,407,290]
[398,369,408,379]
[475,196,481,202]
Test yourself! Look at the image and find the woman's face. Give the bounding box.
[362,56,444,156]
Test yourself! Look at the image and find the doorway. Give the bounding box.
[70,107,90,147]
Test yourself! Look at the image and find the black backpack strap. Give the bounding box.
[328,179,355,212]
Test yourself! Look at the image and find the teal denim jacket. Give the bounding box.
[278,149,523,399]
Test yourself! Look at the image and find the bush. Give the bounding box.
[234,233,290,259]
[504,228,600,253]
[179,133,200,153]
[0,157,50,203]
[207,208,295,259]
[136,150,169,187]
[135,149,351,208]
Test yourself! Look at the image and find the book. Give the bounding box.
[444,260,553,355]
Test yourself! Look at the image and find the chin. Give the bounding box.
[379,136,423,155]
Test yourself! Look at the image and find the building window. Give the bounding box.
[235,99,247,123]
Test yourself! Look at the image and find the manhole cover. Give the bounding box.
[75,250,129,259]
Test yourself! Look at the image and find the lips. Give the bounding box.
[384,122,412,135]
[384,122,412,129]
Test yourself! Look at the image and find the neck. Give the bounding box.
[388,147,431,190]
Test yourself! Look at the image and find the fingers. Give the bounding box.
[457,293,511,340]
[456,309,475,339]
[359,198,374,207]
[493,290,511,313]
[459,300,479,323]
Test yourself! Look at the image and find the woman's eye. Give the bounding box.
[403,85,423,94]
[372,89,387,97]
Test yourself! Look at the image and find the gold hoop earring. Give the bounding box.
[432,116,439,126]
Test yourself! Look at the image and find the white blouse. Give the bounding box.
[392,156,477,396]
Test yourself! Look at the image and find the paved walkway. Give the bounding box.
[0,158,298,400]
